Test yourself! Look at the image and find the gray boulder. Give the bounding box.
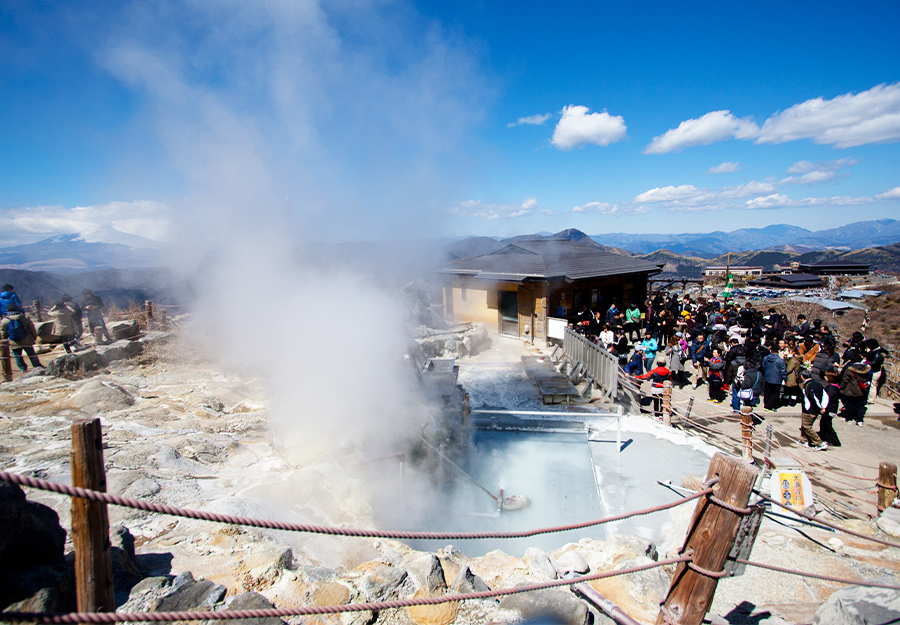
[813,576,900,624]
[499,588,589,625]
[449,566,490,594]
[108,320,141,340]
[45,350,108,377]
[154,574,226,612]
[524,547,558,579]
[96,339,144,363]
[876,507,900,538]
[66,379,135,413]
[554,550,590,575]
[218,592,286,625]
[404,554,447,593]
[357,565,408,601]
[110,526,143,606]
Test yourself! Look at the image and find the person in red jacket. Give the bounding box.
[637,357,671,418]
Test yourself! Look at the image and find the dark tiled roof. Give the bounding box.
[441,239,663,281]
[801,261,870,268]
[748,273,824,287]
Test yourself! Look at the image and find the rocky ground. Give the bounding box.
[1,327,899,625]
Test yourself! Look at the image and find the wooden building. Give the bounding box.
[439,239,663,344]
[747,273,824,289]
[797,261,871,276]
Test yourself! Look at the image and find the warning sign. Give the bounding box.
[770,469,813,512]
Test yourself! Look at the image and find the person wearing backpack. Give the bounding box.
[840,360,872,426]
[0,284,23,317]
[0,303,42,371]
[49,298,79,353]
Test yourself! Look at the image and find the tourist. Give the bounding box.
[640,331,658,371]
[0,284,23,317]
[707,347,727,403]
[781,343,801,406]
[625,301,641,343]
[599,324,615,350]
[606,302,619,325]
[623,344,645,376]
[664,335,686,387]
[689,332,709,389]
[761,345,787,412]
[795,314,810,338]
[819,367,842,448]
[840,360,872,426]
[799,370,829,450]
[0,303,42,371]
[865,338,887,402]
[636,356,671,418]
[82,289,111,342]
[797,335,819,368]
[62,293,83,338]
[49,297,79,353]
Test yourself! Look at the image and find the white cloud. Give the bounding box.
[717,181,778,198]
[507,113,551,128]
[743,194,875,210]
[551,105,627,150]
[756,83,900,148]
[876,187,900,200]
[539,209,555,216]
[644,110,759,154]
[633,185,705,203]
[454,197,537,220]
[571,202,648,215]
[706,162,741,174]
[0,201,173,247]
[780,171,836,185]
[786,158,859,174]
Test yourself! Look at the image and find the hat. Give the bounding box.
[675,331,683,337]
[635,344,644,351]
[681,311,690,317]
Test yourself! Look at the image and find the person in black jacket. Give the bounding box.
[865,338,886,402]
[819,367,842,447]
[799,370,828,450]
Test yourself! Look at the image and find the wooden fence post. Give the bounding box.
[656,453,758,625]
[877,462,898,513]
[159,308,167,329]
[145,300,153,321]
[71,418,116,612]
[0,339,12,382]
[740,405,753,462]
[33,300,43,322]
[662,380,673,426]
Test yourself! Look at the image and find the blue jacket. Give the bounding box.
[689,339,709,363]
[641,337,658,359]
[762,352,787,384]
[0,290,22,316]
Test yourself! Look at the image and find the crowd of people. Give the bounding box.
[571,293,890,451]
[0,284,111,373]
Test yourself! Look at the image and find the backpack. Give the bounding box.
[6,318,26,341]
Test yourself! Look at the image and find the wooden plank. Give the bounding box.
[656,453,758,625]
[71,418,116,612]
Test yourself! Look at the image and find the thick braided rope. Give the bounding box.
[0,556,691,623]
[0,471,710,540]
[734,558,900,589]
[686,561,727,579]
[758,494,900,549]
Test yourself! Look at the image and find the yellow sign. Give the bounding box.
[778,471,805,509]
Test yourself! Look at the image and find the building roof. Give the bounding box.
[747,273,824,288]
[790,296,868,311]
[441,239,663,281]
[799,261,871,268]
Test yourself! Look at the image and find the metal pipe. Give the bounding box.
[572,583,642,625]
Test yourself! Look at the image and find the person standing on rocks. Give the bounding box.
[49,298,79,353]
[61,294,83,338]
[0,303,42,371]
[82,289,111,342]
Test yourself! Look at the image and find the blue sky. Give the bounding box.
[1,0,899,246]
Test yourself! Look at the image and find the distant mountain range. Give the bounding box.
[445,222,900,274]
[3,218,899,274]
[0,233,165,272]
[589,219,900,257]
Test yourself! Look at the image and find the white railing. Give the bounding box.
[563,328,619,401]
